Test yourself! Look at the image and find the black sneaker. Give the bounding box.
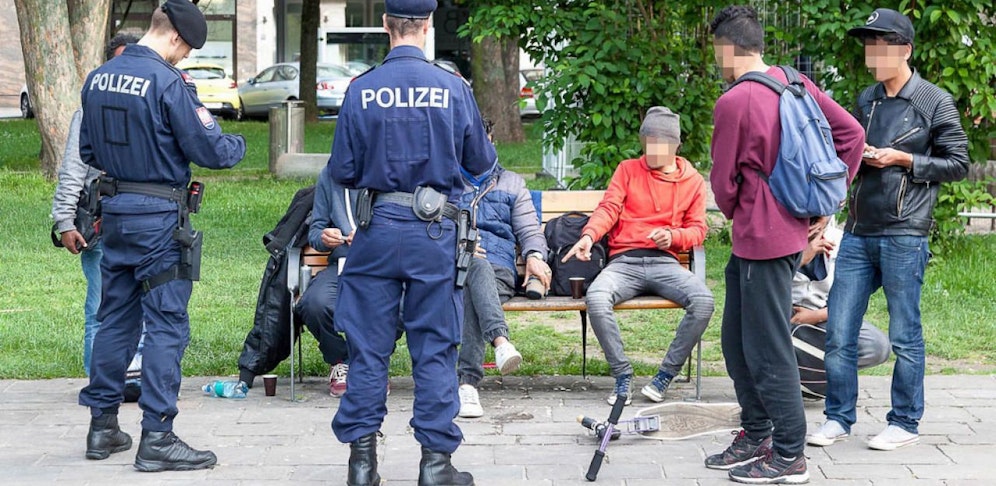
[704,429,772,470]
[728,449,809,484]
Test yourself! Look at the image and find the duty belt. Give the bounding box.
[375,191,460,221]
[99,178,186,206]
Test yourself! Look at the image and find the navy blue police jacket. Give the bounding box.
[328,45,496,202]
[80,44,245,213]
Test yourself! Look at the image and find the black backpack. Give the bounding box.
[792,323,827,400]
[544,211,607,296]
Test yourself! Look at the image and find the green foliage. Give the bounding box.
[465,1,996,245]
[934,178,995,246]
[463,1,728,188]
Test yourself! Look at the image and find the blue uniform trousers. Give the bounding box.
[79,208,191,432]
[332,204,464,453]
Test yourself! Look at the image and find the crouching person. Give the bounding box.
[562,106,714,405]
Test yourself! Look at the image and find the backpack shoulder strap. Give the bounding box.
[776,65,807,97]
[730,71,785,95]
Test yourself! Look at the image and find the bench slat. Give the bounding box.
[502,295,682,312]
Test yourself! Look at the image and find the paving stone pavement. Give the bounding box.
[1,374,994,485]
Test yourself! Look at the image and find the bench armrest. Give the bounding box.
[692,245,706,283]
[287,246,302,294]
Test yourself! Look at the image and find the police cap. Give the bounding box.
[162,0,207,49]
[847,8,915,43]
[385,0,437,19]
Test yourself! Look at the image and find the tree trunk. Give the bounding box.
[470,35,524,143]
[15,0,109,179]
[299,0,320,123]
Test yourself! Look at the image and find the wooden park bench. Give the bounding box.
[286,190,706,400]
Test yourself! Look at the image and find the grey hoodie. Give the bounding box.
[51,109,103,239]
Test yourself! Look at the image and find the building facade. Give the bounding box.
[0,0,471,109]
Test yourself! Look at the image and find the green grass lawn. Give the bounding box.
[1,117,994,380]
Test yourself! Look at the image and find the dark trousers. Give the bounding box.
[79,209,189,432]
[332,205,463,453]
[722,253,806,458]
[296,267,349,365]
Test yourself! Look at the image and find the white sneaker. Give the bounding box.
[867,424,919,451]
[807,420,848,446]
[494,342,522,375]
[458,384,484,418]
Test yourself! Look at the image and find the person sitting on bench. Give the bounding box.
[456,119,551,418]
[562,106,714,405]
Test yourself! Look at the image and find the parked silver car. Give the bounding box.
[238,63,354,117]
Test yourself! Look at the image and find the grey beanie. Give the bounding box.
[640,106,680,144]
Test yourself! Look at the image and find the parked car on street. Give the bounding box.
[238,62,354,118]
[20,84,33,119]
[343,61,373,76]
[519,69,544,118]
[178,62,243,120]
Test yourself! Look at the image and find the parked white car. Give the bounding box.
[20,84,33,119]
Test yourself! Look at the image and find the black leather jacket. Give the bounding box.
[845,70,969,236]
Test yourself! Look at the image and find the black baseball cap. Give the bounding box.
[162,0,207,49]
[847,8,915,43]
[385,0,437,19]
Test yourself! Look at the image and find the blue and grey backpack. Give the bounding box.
[731,65,849,219]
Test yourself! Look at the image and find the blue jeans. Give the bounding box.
[825,233,929,434]
[81,242,103,376]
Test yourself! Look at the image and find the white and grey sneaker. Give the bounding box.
[494,342,522,375]
[458,384,484,418]
[867,425,919,451]
[806,420,848,447]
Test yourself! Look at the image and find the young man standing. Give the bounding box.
[809,8,969,451]
[562,106,714,406]
[707,6,864,483]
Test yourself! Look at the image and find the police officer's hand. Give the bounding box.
[60,229,87,255]
[321,228,348,249]
[647,228,673,250]
[524,257,552,292]
[562,235,593,263]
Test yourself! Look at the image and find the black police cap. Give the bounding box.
[385,0,437,19]
[162,0,207,49]
[848,8,915,43]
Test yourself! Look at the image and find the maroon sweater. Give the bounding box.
[711,67,864,260]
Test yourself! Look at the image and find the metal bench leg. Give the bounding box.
[695,338,702,401]
[289,293,296,401]
[580,310,588,380]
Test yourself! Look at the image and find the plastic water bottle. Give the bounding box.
[202,380,248,399]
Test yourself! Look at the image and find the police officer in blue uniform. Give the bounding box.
[77,0,246,472]
[328,1,495,484]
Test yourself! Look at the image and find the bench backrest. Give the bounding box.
[299,189,694,276]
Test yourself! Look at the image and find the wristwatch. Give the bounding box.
[527,251,545,261]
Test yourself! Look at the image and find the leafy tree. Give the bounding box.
[466,1,996,242]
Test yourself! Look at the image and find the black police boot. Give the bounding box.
[348,433,381,486]
[418,447,474,486]
[85,413,132,460]
[134,430,217,472]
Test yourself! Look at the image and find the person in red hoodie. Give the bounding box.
[705,6,864,484]
[562,106,714,407]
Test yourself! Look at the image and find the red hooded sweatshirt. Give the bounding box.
[582,155,708,259]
